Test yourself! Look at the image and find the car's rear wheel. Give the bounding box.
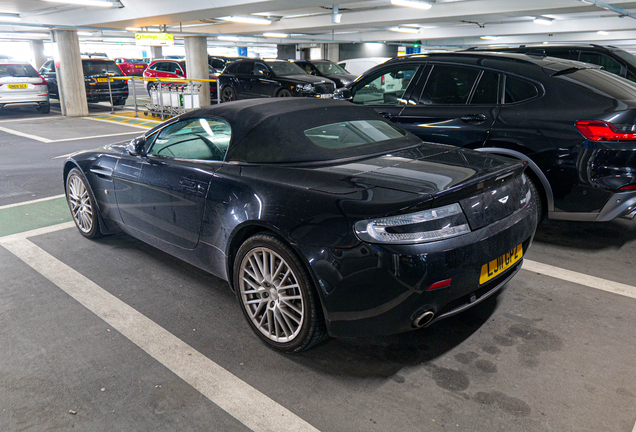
[66,168,102,239]
[276,89,292,97]
[234,233,327,352]
[36,102,50,114]
[525,174,545,224]
[221,86,236,102]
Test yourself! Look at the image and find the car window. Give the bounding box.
[470,71,499,105]
[236,62,253,74]
[419,65,480,105]
[210,58,225,70]
[304,120,406,148]
[351,65,419,105]
[254,62,270,76]
[265,61,306,76]
[578,52,623,76]
[40,60,54,74]
[541,49,575,60]
[314,61,348,75]
[296,62,314,74]
[556,68,636,102]
[225,62,239,74]
[149,118,232,161]
[83,60,121,75]
[0,64,39,78]
[504,75,539,103]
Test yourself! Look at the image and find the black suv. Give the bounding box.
[208,55,249,73]
[336,52,636,222]
[292,59,356,88]
[39,58,128,105]
[218,59,336,101]
[471,44,636,82]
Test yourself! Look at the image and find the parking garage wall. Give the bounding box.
[339,43,398,61]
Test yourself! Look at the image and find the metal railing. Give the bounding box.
[106,76,220,120]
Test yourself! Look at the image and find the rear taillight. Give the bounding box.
[33,72,47,86]
[575,120,636,142]
[619,184,636,191]
[381,75,385,85]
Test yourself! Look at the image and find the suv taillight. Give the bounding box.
[575,120,636,142]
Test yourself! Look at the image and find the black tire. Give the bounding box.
[276,89,292,97]
[233,233,328,353]
[65,168,103,239]
[526,174,545,224]
[36,102,50,114]
[221,86,236,102]
[147,83,156,97]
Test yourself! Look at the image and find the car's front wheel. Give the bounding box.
[221,86,236,102]
[65,168,102,239]
[276,89,292,97]
[233,233,327,352]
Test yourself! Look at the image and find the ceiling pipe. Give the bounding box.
[580,0,636,20]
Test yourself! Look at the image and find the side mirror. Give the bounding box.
[333,87,353,101]
[127,136,147,156]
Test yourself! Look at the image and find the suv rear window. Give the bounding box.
[0,64,38,78]
[83,60,121,75]
[556,68,636,101]
[505,76,538,103]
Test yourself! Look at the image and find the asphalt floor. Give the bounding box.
[1,100,635,432]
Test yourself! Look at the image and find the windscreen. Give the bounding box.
[124,58,145,63]
[83,60,121,75]
[0,64,38,78]
[314,61,348,75]
[265,61,306,76]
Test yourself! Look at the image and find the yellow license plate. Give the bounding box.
[97,78,108,82]
[479,244,523,285]
[8,84,28,89]
[135,65,144,68]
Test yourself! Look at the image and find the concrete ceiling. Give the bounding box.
[3,0,636,52]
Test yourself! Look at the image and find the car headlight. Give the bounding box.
[354,203,471,244]
[340,79,350,85]
[296,84,314,92]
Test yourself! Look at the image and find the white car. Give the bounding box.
[0,60,49,113]
[337,57,391,77]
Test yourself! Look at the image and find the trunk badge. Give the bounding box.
[498,196,509,204]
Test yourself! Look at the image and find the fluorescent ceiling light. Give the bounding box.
[391,26,420,34]
[217,36,241,41]
[0,13,21,22]
[391,0,434,10]
[42,0,117,6]
[77,31,93,36]
[543,41,549,44]
[219,16,271,25]
[533,17,553,25]
[597,30,609,35]
[480,35,499,40]
[263,32,288,38]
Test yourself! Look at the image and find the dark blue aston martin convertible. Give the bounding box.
[63,98,536,352]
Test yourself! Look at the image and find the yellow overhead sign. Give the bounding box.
[134,32,174,46]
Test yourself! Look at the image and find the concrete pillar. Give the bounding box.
[30,39,46,70]
[327,43,340,63]
[184,36,210,107]
[149,46,162,59]
[53,30,88,117]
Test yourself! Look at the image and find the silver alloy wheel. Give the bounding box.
[239,247,304,343]
[67,174,93,234]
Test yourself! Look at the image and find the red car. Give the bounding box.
[114,58,147,76]
[143,59,218,99]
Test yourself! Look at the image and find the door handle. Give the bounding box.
[378,111,393,119]
[461,114,488,123]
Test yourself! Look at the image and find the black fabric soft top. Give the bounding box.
[180,98,421,164]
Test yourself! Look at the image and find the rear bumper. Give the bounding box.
[306,200,537,337]
[86,88,128,102]
[0,93,49,105]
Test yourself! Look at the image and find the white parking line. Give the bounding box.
[0,223,320,432]
[0,125,52,142]
[49,131,141,143]
[522,259,636,299]
[0,194,65,210]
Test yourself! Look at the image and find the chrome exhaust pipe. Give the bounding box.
[621,208,636,220]
[413,311,435,328]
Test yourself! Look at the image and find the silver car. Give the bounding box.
[0,60,49,114]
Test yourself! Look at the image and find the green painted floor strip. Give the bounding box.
[0,197,72,237]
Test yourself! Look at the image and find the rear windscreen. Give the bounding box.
[124,59,144,63]
[83,61,121,76]
[304,120,406,149]
[0,64,38,78]
[556,68,636,101]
